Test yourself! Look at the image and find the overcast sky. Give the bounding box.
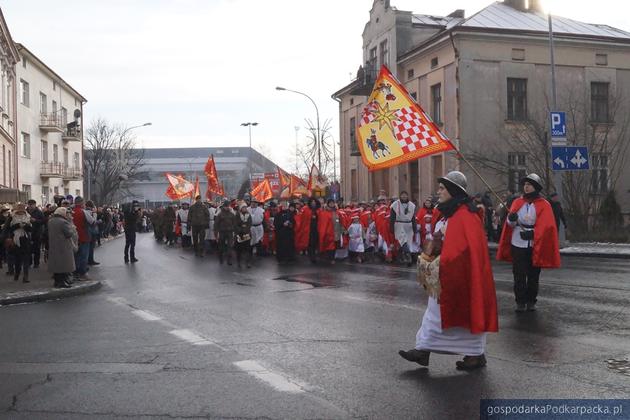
[3,0,629,172]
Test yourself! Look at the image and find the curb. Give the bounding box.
[558,252,630,260]
[0,280,102,306]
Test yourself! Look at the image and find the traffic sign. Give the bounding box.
[550,111,567,140]
[552,146,589,171]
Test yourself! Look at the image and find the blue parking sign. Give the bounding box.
[550,112,566,138]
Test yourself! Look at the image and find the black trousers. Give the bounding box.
[191,225,206,255]
[31,232,41,266]
[511,245,541,304]
[235,240,251,265]
[124,230,136,260]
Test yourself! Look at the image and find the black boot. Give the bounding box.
[455,354,487,371]
[398,349,430,366]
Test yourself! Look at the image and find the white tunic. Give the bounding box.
[390,200,416,247]
[249,206,265,245]
[205,207,216,241]
[509,202,537,249]
[176,209,190,236]
[348,223,365,253]
[415,219,487,356]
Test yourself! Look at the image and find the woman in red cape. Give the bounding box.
[497,173,560,312]
[318,199,341,263]
[295,198,321,263]
[399,171,498,371]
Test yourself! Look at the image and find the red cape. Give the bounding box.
[416,207,440,246]
[294,207,311,252]
[496,197,561,268]
[318,209,337,252]
[439,205,498,334]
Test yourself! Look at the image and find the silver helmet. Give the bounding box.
[437,171,467,194]
[521,173,543,191]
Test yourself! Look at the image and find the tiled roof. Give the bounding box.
[461,2,630,39]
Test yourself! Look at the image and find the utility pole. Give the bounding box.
[294,126,300,174]
[240,122,258,188]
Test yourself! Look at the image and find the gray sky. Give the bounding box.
[3,0,628,172]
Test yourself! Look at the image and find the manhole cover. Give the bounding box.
[606,359,630,376]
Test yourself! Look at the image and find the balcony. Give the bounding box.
[62,124,81,142]
[62,166,83,181]
[40,113,64,133]
[40,162,64,178]
[349,61,378,96]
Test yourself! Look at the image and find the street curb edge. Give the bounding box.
[0,280,103,307]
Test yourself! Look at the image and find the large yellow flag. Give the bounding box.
[357,65,454,171]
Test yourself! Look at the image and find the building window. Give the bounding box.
[349,117,359,156]
[39,92,47,114]
[350,98,354,106]
[430,83,442,124]
[63,148,69,167]
[2,145,5,186]
[21,132,31,158]
[596,54,608,66]
[22,57,26,68]
[54,186,59,195]
[512,48,526,61]
[407,69,414,79]
[41,140,48,162]
[431,57,439,69]
[61,107,68,124]
[53,144,59,163]
[379,40,388,68]
[591,153,609,194]
[42,186,49,204]
[20,79,29,107]
[507,78,527,121]
[53,80,57,91]
[75,189,81,197]
[508,152,527,192]
[52,100,57,116]
[22,184,31,199]
[591,82,609,123]
[73,152,80,168]
[368,47,377,72]
[8,150,11,187]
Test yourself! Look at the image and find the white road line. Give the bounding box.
[169,329,214,346]
[131,309,161,322]
[233,360,305,394]
[105,296,129,306]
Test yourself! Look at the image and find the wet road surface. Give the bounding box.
[1,233,629,419]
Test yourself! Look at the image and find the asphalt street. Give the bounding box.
[1,233,629,419]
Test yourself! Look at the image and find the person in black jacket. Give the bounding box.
[274,202,296,264]
[123,201,142,263]
[27,200,45,268]
[9,203,32,283]
[549,192,567,233]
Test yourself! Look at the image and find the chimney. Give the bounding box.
[447,9,465,19]
[503,0,528,11]
[528,0,545,13]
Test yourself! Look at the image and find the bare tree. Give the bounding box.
[84,118,146,205]
[465,85,630,238]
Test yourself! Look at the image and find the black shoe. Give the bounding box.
[54,281,72,289]
[33,264,39,269]
[398,349,430,366]
[88,261,101,266]
[6,271,14,275]
[130,258,139,263]
[124,257,129,264]
[455,354,487,371]
[526,302,537,312]
[227,260,233,266]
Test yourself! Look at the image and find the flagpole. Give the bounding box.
[450,143,506,207]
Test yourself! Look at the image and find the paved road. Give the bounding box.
[1,233,629,419]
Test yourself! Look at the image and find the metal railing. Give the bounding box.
[40,113,64,130]
[40,162,64,176]
[62,166,83,179]
[63,125,81,140]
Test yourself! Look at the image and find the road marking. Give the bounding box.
[169,329,214,346]
[132,309,162,321]
[106,296,129,306]
[233,360,305,393]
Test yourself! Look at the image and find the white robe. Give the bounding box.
[390,200,416,247]
[348,223,365,253]
[415,219,487,356]
[205,207,216,241]
[249,206,265,246]
[176,209,190,236]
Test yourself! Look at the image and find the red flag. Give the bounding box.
[277,166,290,189]
[192,176,200,199]
[251,178,273,203]
[165,173,195,200]
[289,174,309,196]
[307,164,328,191]
[358,65,454,171]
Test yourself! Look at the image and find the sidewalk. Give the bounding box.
[0,235,121,306]
[488,241,630,259]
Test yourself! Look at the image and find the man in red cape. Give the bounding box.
[399,171,498,371]
[497,173,560,312]
[295,198,321,262]
[318,199,341,264]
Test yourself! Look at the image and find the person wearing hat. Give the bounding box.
[399,171,498,371]
[295,197,320,263]
[234,203,252,268]
[318,199,342,264]
[123,200,142,263]
[389,191,417,266]
[497,173,560,312]
[248,199,265,256]
[72,197,94,280]
[8,203,33,283]
[0,205,12,273]
[262,201,279,256]
[47,207,76,288]
[274,201,297,264]
[176,202,192,249]
[162,203,177,246]
[188,195,210,257]
[214,200,236,265]
[347,214,365,263]
[549,192,567,234]
[415,196,440,251]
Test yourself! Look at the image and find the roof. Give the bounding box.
[142,147,258,160]
[0,9,19,65]
[461,2,630,39]
[412,14,463,29]
[15,43,87,103]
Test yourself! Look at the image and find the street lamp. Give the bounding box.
[240,122,258,187]
[276,86,321,170]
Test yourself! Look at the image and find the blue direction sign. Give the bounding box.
[552,146,589,171]
[550,111,567,139]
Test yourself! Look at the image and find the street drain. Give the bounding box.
[606,359,630,376]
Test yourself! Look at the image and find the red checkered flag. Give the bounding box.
[357,65,454,171]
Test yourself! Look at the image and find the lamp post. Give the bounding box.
[276,87,321,170]
[294,126,300,174]
[240,122,258,187]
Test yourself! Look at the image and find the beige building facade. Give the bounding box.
[0,9,19,196]
[16,44,86,204]
[334,0,630,218]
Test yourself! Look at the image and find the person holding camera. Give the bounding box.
[497,174,560,312]
[123,200,142,263]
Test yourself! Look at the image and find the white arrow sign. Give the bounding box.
[571,149,587,168]
[554,157,565,169]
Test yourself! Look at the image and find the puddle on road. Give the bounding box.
[272,274,340,289]
[606,358,630,376]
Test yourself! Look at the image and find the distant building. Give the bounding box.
[0,8,19,201]
[333,0,630,219]
[15,44,86,204]
[126,147,280,206]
